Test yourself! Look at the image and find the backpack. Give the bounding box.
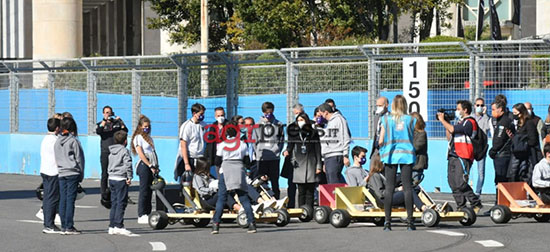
[512,132,530,160]
[466,118,488,161]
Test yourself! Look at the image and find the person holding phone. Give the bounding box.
[488,101,514,201]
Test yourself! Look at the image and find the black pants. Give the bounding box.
[137,161,154,217]
[297,183,315,208]
[448,157,481,209]
[537,188,550,204]
[100,152,110,202]
[109,180,128,228]
[287,170,296,208]
[384,164,413,223]
[41,173,59,229]
[494,156,511,185]
[258,160,280,199]
[324,155,346,184]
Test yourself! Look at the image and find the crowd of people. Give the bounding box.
[36,94,550,235]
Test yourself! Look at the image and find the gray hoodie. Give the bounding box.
[533,158,550,188]
[54,134,85,180]
[252,118,285,161]
[108,144,133,181]
[320,112,351,158]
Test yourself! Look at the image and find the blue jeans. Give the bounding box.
[109,180,128,228]
[475,157,486,195]
[41,174,59,229]
[325,155,346,184]
[137,161,153,217]
[59,175,79,230]
[213,173,255,225]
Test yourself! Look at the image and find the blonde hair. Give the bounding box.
[390,95,408,123]
[131,115,154,155]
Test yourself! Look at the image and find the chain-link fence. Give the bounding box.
[1,40,549,139]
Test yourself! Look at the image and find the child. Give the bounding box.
[41,117,61,234]
[345,146,369,187]
[107,131,136,236]
[54,117,85,235]
[533,144,550,204]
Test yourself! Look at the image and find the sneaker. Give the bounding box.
[54,214,61,225]
[42,226,62,234]
[247,223,257,233]
[407,222,416,231]
[211,223,220,234]
[63,228,82,235]
[36,208,44,221]
[114,227,139,237]
[473,204,483,214]
[137,215,149,224]
[108,227,115,235]
[383,222,392,232]
[252,204,264,214]
[275,196,288,209]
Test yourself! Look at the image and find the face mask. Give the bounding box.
[375,106,385,115]
[216,117,224,124]
[316,116,327,126]
[297,121,306,129]
[359,157,366,165]
[264,113,274,121]
[197,114,204,122]
[143,128,150,134]
[455,110,462,120]
[528,109,532,116]
[513,114,520,121]
[294,114,299,120]
[475,106,483,114]
[240,127,247,134]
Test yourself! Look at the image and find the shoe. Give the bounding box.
[275,196,288,209]
[63,228,81,235]
[54,214,61,225]
[137,215,149,224]
[114,227,139,236]
[473,204,483,214]
[247,223,257,233]
[407,222,416,231]
[252,204,264,214]
[211,223,219,234]
[383,222,392,231]
[36,208,44,221]
[42,226,62,234]
[108,227,115,235]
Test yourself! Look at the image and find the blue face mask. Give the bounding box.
[197,114,204,122]
[316,116,327,126]
[455,110,462,120]
[143,128,150,134]
[359,157,366,165]
[264,113,274,121]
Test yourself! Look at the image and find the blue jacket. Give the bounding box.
[379,115,416,165]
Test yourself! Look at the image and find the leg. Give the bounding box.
[476,157,486,196]
[213,174,228,224]
[324,156,342,184]
[100,152,110,202]
[400,164,414,222]
[297,184,306,207]
[391,191,405,206]
[236,190,255,225]
[58,177,67,230]
[267,160,280,199]
[460,160,481,207]
[64,175,79,229]
[287,172,296,208]
[448,158,467,209]
[304,183,316,208]
[137,162,154,217]
[109,180,117,228]
[246,184,261,204]
[42,174,59,228]
[116,181,129,228]
[494,156,511,202]
[384,164,398,223]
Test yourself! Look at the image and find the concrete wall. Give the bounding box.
[537,0,550,36]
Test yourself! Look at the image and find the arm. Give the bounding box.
[96,121,106,134]
[413,131,427,152]
[369,174,385,199]
[124,150,133,181]
[193,175,215,196]
[341,119,351,166]
[180,140,191,171]
[314,133,322,173]
[74,140,85,182]
[437,113,455,134]
[532,165,550,188]
[278,124,285,156]
[526,121,539,147]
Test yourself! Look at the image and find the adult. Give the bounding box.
[96,105,128,208]
[204,107,228,176]
[318,103,351,184]
[472,98,492,196]
[378,95,416,231]
[174,103,207,181]
[410,112,428,185]
[437,100,482,213]
[524,102,543,145]
[541,105,550,145]
[488,101,514,194]
[371,97,389,159]
[282,103,304,208]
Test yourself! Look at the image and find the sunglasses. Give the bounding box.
[475,104,485,107]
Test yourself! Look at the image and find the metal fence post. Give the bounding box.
[87,64,97,136]
[176,58,188,127]
[48,72,55,118]
[132,59,142,132]
[225,55,238,119]
[9,71,19,133]
[368,55,377,139]
[469,53,476,101]
[287,52,299,125]
[475,45,484,102]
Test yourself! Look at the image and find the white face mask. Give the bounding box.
[455,110,463,120]
[475,106,483,114]
[375,106,385,115]
[528,109,533,115]
[216,117,224,124]
[297,121,306,129]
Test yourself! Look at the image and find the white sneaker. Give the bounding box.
[36,208,44,221]
[54,214,61,225]
[137,215,149,224]
[275,196,288,209]
[252,204,264,214]
[108,227,115,235]
[114,227,140,237]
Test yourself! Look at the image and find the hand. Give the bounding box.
[100,120,106,127]
[343,157,350,167]
[150,168,157,174]
[396,186,403,191]
[437,112,445,122]
[323,165,326,174]
[185,163,192,171]
[283,151,289,157]
[506,129,514,138]
[115,116,121,121]
[316,169,321,175]
[364,175,369,182]
[126,179,131,185]
[482,106,487,114]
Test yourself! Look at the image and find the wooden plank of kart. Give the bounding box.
[497,182,550,213]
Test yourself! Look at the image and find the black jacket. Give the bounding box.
[204,120,227,166]
[413,130,428,170]
[96,119,128,153]
[489,114,514,159]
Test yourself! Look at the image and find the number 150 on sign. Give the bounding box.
[403,57,428,121]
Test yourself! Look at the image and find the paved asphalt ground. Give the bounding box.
[1,173,549,252]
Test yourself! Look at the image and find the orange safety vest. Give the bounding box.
[453,117,477,161]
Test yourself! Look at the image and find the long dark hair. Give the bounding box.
[513,103,531,127]
[296,112,313,133]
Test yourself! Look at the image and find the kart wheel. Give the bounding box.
[149,211,169,230]
[275,209,290,227]
[329,209,351,228]
[459,207,477,226]
[314,206,331,224]
[263,207,275,215]
[422,208,440,227]
[490,205,512,224]
[534,213,550,222]
[299,204,314,222]
[372,217,385,226]
[191,218,210,228]
[237,212,249,228]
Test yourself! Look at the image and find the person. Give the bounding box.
[325,98,351,137]
[96,105,128,209]
[524,102,543,145]
[41,117,61,234]
[532,144,550,204]
[541,105,550,145]
[367,156,426,211]
[508,103,543,183]
[345,146,368,187]
[242,117,257,177]
[107,131,136,236]
[252,102,285,199]
[61,112,78,136]
[437,100,483,214]
[282,103,304,208]
[54,117,85,235]
[205,107,228,176]
[472,98,492,196]
[318,103,351,184]
[410,112,428,185]
[491,94,514,129]
[212,122,257,234]
[489,101,514,194]
[378,95,416,231]
[193,157,238,211]
[131,115,158,224]
[174,103,207,181]
[286,112,322,209]
[371,97,389,159]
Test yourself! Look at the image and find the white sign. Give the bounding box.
[403,57,428,120]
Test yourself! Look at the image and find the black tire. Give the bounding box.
[459,207,477,226]
[490,205,512,224]
[191,218,210,228]
[299,205,314,222]
[149,211,169,230]
[373,217,385,226]
[314,206,331,224]
[422,208,441,227]
[275,209,290,227]
[534,213,550,222]
[237,212,249,228]
[329,209,351,228]
[443,204,453,213]
[263,207,276,216]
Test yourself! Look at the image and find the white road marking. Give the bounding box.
[427,230,465,236]
[17,220,43,224]
[351,223,376,226]
[75,205,98,209]
[149,242,167,251]
[475,240,504,247]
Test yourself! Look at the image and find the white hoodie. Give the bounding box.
[533,158,550,188]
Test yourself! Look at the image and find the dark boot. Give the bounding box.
[383,221,392,231]
[211,223,219,234]
[247,222,257,233]
[407,220,416,231]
